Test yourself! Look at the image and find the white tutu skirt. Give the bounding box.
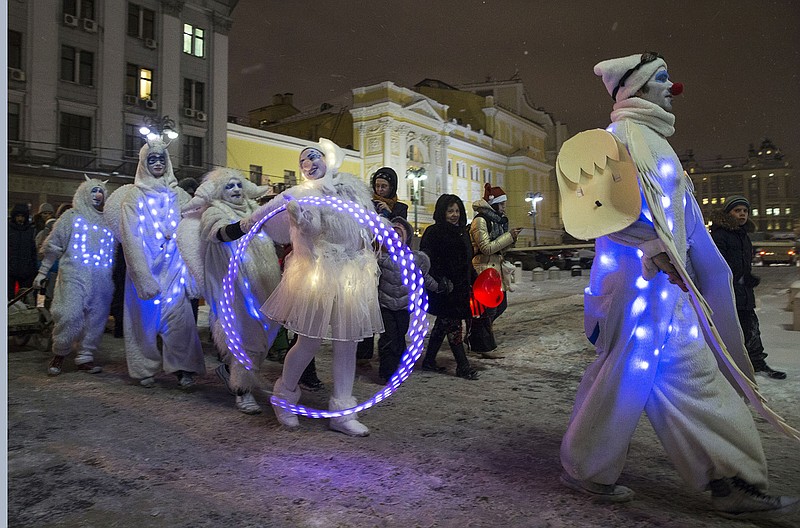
[261,249,384,341]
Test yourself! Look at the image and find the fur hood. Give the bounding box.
[371,167,399,198]
[182,168,271,217]
[709,208,756,233]
[432,194,467,226]
[71,177,109,225]
[134,140,178,193]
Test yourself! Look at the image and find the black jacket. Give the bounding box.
[420,195,473,319]
[710,209,758,310]
[8,204,37,279]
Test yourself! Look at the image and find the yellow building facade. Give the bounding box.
[229,78,567,244]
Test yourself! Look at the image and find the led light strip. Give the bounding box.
[220,195,429,418]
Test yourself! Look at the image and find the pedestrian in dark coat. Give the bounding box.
[8,203,37,301]
[370,167,409,220]
[710,195,786,379]
[419,194,478,380]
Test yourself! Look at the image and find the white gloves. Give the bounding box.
[34,272,48,290]
[136,278,162,301]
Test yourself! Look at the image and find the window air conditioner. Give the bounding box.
[196,111,207,122]
[145,38,157,49]
[184,108,196,118]
[9,68,26,82]
[144,99,157,110]
[63,13,78,27]
[83,19,97,33]
[124,95,138,105]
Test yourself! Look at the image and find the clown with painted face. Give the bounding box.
[35,177,116,375]
[559,52,799,518]
[243,138,383,436]
[178,168,283,414]
[104,140,204,389]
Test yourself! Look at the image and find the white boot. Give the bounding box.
[329,396,369,437]
[271,377,301,429]
[235,391,262,415]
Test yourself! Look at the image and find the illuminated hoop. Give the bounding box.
[220,195,429,419]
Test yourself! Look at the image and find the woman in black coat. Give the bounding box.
[419,194,478,380]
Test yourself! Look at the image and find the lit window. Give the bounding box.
[711,198,718,204]
[126,63,153,99]
[183,24,205,58]
[786,208,792,215]
[751,208,758,217]
[751,174,757,178]
[702,198,709,205]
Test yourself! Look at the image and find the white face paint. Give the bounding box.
[223,178,244,204]
[146,152,167,178]
[91,186,105,211]
[637,67,674,111]
[299,148,327,180]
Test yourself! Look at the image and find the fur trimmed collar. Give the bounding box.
[709,208,755,233]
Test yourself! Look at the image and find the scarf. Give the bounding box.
[373,193,398,211]
[610,98,675,138]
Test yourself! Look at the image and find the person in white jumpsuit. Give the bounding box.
[245,138,383,436]
[180,168,281,414]
[105,140,205,389]
[35,177,115,375]
[559,52,799,519]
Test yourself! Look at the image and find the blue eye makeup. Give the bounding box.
[655,71,669,83]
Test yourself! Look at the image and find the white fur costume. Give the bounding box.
[104,141,205,380]
[38,178,115,365]
[251,139,383,435]
[560,97,770,491]
[180,169,281,394]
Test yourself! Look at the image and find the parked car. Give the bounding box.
[561,248,595,269]
[752,240,798,266]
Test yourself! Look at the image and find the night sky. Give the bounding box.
[228,0,800,165]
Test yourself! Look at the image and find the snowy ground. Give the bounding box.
[6,265,800,527]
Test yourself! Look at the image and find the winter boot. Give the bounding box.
[421,324,447,371]
[329,396,369,437]
[452,343,480,380]
[235,391,262,415]
[711,477,800,519]
[176,370,196,389]
[271,377,302,429]
[298,358,325,392]
[48,355,66,376]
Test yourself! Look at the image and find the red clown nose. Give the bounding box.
[670,82,684,96]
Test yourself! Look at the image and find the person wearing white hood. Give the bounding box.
[242,138,383,436]
[179,168,282,414]
[104,139,205,389]
[35,177,115,375]
[557,52,799,519]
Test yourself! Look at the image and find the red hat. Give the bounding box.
[483,183,507,205]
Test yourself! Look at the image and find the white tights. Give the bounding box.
[281,335,357,400]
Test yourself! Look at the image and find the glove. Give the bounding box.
[34,272,48,290]
[240,199,278,234]
[136,278,162,301]
[436,276,454,294]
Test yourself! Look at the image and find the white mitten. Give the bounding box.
[33,272,48,290]
[286,199,321,235]
[136,278,162,301]
[240,200,278,234]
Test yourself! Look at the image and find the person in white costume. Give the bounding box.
[179,168,282,414]
[559,52,799,519]
[244,138,383,436]
[35,177,115,375]
[104,140,205,389]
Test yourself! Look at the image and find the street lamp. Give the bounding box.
[406,166,427,236]
[139,115,179,144]
[525,191,543,246]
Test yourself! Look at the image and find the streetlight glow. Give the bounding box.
[525,191,543,245]
[139,115,179,145]
[406,167,427,237]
